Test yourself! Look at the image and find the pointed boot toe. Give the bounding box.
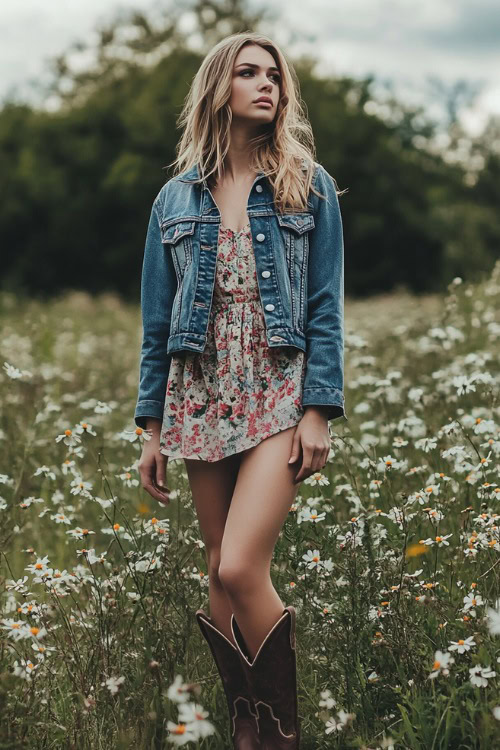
[195,609,260,749]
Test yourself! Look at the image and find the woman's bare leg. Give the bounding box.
[184,452,242,644]
[218,425,301,660]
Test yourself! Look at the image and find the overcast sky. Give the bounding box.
[1,0,499,136]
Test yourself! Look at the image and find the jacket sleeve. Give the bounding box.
[134,196,177,429]
[302,165,347,423]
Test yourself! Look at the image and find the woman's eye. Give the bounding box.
[240,69,281,83]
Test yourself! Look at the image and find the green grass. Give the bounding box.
[1,264,499,748]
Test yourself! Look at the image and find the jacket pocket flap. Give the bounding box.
[277,213,315,234]
[161,220,196,244]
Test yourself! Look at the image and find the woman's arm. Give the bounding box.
[302,164,346,422]
[134,196,177,429]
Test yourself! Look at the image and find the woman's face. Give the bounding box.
[229,44,281,124]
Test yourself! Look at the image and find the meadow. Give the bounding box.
[1,263,499,749]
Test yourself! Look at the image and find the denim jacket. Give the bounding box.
[134,160,347,428]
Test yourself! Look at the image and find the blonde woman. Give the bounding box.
[135,31,347,749]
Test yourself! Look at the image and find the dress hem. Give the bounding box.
[159,414,303,463]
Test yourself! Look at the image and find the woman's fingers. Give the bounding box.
[293,443,329,482]
[141,471,170,505]
[293,443,314,483]
[139,454,171,505]
[155,453,167,489]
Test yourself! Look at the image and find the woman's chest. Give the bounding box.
[209,176,257,233]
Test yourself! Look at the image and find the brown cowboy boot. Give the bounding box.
[231,606,301,749]
[195,609,260,749]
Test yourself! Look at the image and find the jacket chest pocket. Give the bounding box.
[277,213,315,266]
[160,219,196,282]
[277,213,315,329]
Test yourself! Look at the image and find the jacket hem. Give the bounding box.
[166,329,306,354]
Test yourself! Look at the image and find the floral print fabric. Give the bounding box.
[159,221,306,462]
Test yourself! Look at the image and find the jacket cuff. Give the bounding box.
[134,400,164,429]
[302,386,347,422]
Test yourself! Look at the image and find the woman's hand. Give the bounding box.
[138,418,171,506]
[288,407,330,484]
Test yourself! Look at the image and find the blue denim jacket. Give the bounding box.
[134,160,347,428]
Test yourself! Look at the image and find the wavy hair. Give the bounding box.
[167,31,339,213]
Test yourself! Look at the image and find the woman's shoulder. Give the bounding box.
[152,174,191,214]
[304,160,339,200]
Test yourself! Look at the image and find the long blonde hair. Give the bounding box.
[167,31,338,213]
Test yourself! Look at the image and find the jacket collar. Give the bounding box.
[176,163,202,183]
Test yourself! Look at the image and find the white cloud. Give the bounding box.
[0,0,498,133]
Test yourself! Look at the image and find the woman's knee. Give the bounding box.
[207,549,224,587]
[218,558,267,597]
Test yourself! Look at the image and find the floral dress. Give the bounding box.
[159,221,307,462]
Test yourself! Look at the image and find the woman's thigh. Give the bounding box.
[219,426,300,578]
[184,453,243,556]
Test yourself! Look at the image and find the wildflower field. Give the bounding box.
[1,263,499,749]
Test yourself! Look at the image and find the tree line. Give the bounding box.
[1,0,499,300]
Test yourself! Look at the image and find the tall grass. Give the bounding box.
[1,263,499,748]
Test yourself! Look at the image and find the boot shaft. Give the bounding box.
[195,609,260,749]
[231,607,301,748]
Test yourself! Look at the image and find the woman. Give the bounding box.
[135,31,347,749]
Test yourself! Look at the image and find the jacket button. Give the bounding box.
[265,304,275,311]
[255,184,263,192]
[256,233,265,241]
[261,270,271,278]
[270,335,283,342]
